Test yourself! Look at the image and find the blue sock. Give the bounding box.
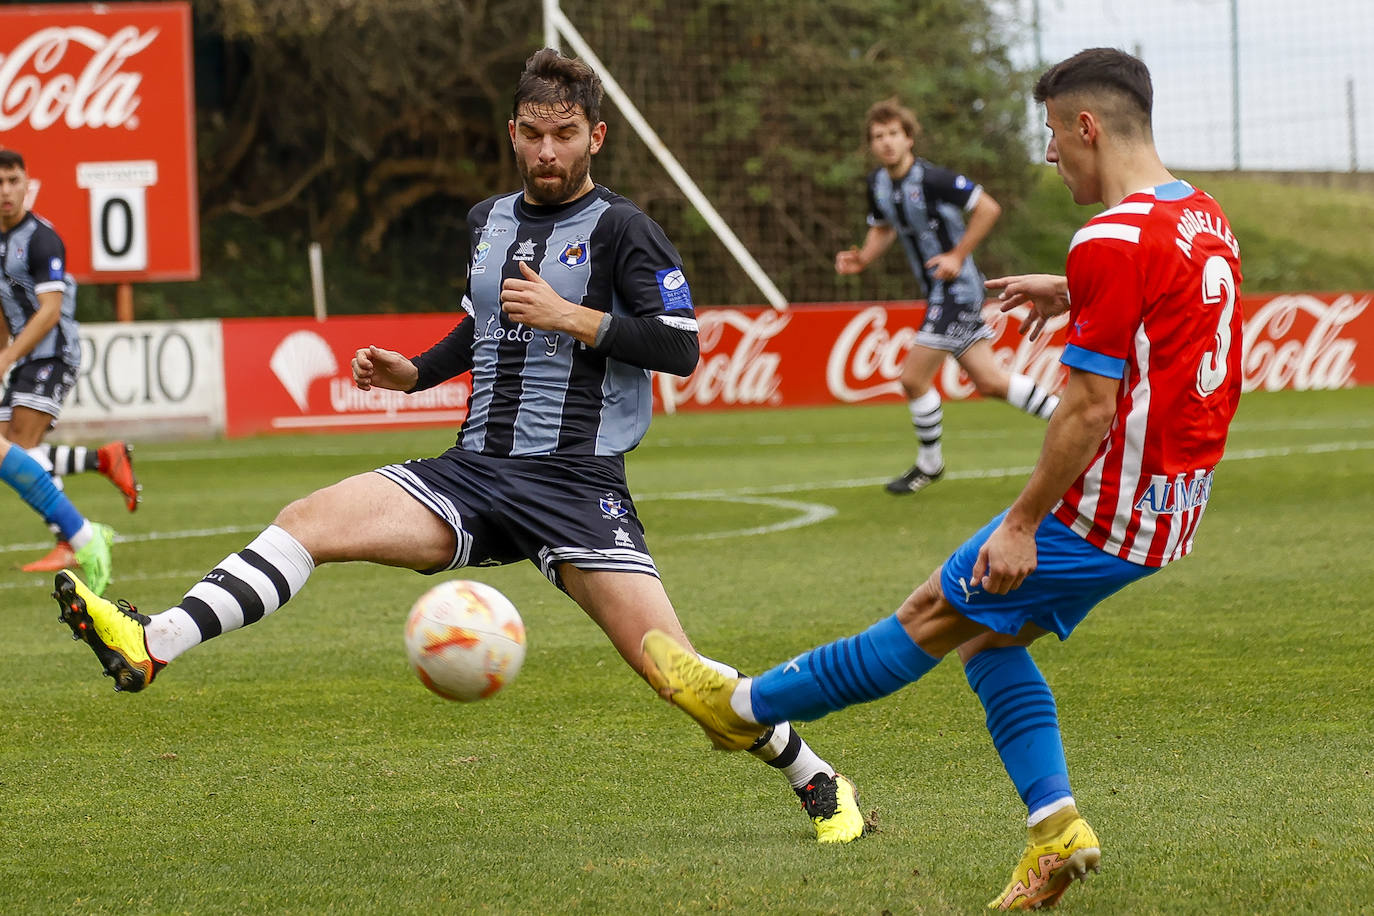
[751,613,940,723]
[1,443,85,541]
[965,646,1072,814]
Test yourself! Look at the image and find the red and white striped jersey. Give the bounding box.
[1053,180,1244,567]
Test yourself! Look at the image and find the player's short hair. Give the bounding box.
[0,149,26,171]
[865,98,920,142]
[513,48,603,125]
[1034,48,1153,136]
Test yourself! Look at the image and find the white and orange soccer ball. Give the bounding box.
[404,579,526,702]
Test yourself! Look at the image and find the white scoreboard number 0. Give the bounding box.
[77,160,158,273]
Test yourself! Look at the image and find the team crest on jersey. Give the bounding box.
[513,239,537,261]
[600,495,628,520]
[907,187,923,203]
[471,241,491,274]
[558,239,589,269]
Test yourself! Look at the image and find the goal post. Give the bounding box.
[543,2,789,310]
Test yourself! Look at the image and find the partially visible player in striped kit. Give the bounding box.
[643,48,1243,909]
[0,149,140,576]
[53,48,866,844]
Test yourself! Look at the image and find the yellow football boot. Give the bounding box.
[988,806,1101,910]
[54,569,163,692]
[641,629,766,751]
[797,773,867,844]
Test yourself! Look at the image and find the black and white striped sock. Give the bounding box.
[1007,373,1060,420]
[907,390,944,474]
[145,525,315,663]
[45,445,94,476]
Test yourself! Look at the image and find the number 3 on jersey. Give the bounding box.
[1196,255,1236,397]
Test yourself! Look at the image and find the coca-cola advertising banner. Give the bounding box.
[0,2,198,282]
[212,291,1370,438]
[221,315,471,438]
[657,292,1374,413]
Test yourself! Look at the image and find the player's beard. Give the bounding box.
[520,142,593,206]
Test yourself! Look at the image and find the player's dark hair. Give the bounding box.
[1035,48,1153,130]
[865,97,920,142]
[513,48,603,124]
[0,149,26,171]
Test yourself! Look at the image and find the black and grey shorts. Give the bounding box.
[0,357,77,425]
[915,296,995,357]
[376,447,658,588]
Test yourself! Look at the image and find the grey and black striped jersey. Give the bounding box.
[0,212,80,367]
[412,184,699,458]
[866,159,986,305]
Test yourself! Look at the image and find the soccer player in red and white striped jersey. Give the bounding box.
[639,48,1245,909]
[1054,180,1242,566]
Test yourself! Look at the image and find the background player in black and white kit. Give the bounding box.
[0,149,139,576]
[55,49,866,843]
[835,100,1061,495]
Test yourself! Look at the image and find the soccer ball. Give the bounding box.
[404,579,526,702]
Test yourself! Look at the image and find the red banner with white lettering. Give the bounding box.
[656,292,1374,413]
[218,292,1371,437]
[0,2,198,282]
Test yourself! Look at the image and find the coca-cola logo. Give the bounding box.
[0,25,157,131]
[657,309,789,413]
[824,304,1069,403]
[1241,293,1367,392]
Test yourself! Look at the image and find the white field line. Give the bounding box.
[2,439,1370,583]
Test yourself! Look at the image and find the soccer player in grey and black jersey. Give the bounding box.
[53,48,866,843]
[0,149,139,576]
[836,100,1061,495]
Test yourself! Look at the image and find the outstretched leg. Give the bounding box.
[54,471,455,691]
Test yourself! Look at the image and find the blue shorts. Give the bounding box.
[940,510,1156,640]
[375,447,657,588]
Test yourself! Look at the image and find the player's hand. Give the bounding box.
[924,251,964,281]
[969,516,1037,595]
[835,248,867,275]
[986,273,1070,341]
[501,261,579,331]
[352,345,418,392]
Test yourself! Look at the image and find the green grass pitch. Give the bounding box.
[2,388,1371,914]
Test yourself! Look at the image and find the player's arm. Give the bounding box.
[925,187,1001,281]
[971,367,1118,593]
[0,289,62,375]
[836,224,896,275]
[499,260,605,345]
[405,312,477,392]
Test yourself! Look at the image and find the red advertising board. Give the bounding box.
[0,2,198,282]
[219,292,1372,437]
[656,291,1374,413]
[221,315,470,438]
